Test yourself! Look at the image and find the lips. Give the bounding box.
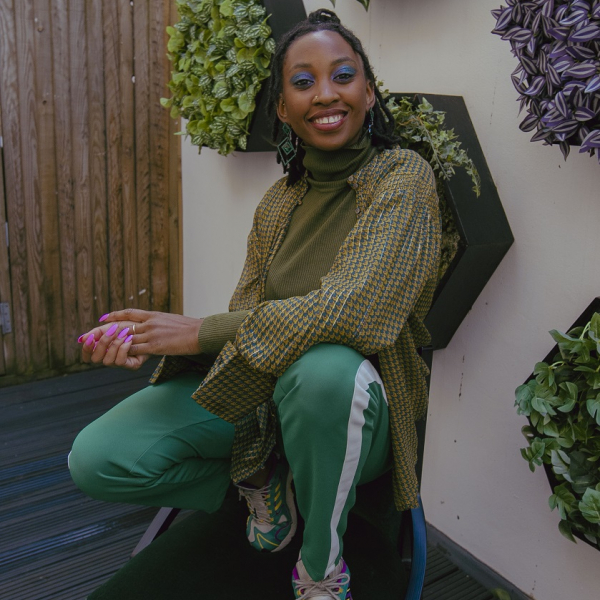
[309,109,348,131]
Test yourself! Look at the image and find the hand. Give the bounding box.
[79,322,149,370]
[78,309,203,370]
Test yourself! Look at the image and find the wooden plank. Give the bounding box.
[0,104,15,376]
[133,0,151,311]
[118,0,138,309]
[51,0,78,366]
[86,2,109,321]
[0,0,31,374]
[33,0,64,370]
[103,0,125,309]
[16,0,49,371]
[149,0,171,312]
[168,0,183,316]
[70,0,93,356]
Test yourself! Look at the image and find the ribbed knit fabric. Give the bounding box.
[198,133,377,359]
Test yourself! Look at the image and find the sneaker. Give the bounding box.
[237,459,297,552]
[292,557,352,600]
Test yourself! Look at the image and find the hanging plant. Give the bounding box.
[492,0,600,162]
[162,0,276,155]
[515,312,600,547]
[385,95,481,281]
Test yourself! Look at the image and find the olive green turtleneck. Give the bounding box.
[198,132,378,358]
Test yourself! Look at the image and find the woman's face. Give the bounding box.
[277,30,375,151]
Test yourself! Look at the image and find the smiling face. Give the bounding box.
[276,30,375,152]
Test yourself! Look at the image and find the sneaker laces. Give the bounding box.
[238,484,271,524]
[293,570,350,600]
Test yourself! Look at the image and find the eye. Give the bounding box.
[290,73,314,89]
[333,67,357,83]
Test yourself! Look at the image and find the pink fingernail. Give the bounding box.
[77,335,84,343]
[106,323,118,336]
[99,313,109,322]
[85,335,95,346]
[118,327,130,339]
[125,334,133,343]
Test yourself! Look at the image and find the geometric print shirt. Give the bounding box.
[150,147,442,511]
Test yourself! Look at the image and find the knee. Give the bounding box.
[275,344,367,426]
[68,426,120,501]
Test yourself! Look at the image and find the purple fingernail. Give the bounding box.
[118,327,130,339]
[125,334,133,343]
[85,335,95,346]
[99,313,109,322]
[106,323,118,336]
[77,335,84,343]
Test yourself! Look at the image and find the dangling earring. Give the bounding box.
[367,108,375,138]
[278,123,297,167]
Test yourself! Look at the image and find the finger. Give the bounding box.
[89,322,128,364]
[99,308,151,324]
[114,334,135,367]
[102,328,130,366]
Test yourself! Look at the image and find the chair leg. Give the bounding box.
[131,507,181,558]
[403,495,427,600]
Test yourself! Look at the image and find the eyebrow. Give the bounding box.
[289,56,358,70]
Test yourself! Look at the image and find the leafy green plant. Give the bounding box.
[515,312,600,547]
[386,95,481,281]
[162,0,275,155]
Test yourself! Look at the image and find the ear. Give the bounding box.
[366,80,375,110]
[276,95,287,121]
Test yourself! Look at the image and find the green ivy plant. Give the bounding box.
[515,312,600,547]
[162,0,276,155]
[386,95,481,281]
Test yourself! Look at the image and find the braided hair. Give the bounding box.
[265,9,399,186]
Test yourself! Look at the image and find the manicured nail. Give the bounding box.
[77,335,84,343]
[118,327,130,339]
[125,334,133,343]
[85,335,95,346]
[99,313,109,322]
[106,323,118,336]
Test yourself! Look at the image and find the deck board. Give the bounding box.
[0,362,495,600]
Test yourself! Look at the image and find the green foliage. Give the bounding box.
[162,0,275,155]
[386,95,481,281]
[516,313,600,546]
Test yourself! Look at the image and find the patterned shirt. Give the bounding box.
[151,147,441,510]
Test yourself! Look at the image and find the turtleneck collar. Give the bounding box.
[301,130,378,186]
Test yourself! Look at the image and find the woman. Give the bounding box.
[69,9,441,599]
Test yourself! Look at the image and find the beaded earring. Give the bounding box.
[367,108,375,137]
[277,123,297,167]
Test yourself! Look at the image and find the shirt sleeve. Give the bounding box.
[198,310,251,359]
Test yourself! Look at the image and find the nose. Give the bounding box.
[312,79,339,105]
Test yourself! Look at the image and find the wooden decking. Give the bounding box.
[0,362,495,600]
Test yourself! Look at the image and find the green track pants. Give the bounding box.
[69,343,391,581]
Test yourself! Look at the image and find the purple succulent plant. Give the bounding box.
[492,0,600,162]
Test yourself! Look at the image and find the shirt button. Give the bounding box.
[348,175,354,183]
[355,208,361,215]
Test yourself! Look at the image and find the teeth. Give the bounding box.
[314,114,343,125]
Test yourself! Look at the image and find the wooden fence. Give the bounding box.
[0,0,181,385]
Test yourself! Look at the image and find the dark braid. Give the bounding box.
[265,9,399,186]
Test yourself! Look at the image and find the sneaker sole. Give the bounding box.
[271,467,297,553]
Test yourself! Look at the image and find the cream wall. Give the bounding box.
[181,1,600,598]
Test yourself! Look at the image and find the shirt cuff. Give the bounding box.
[197,310,251,359]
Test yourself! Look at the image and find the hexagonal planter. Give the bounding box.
[404,94,515,350]
[522,296,600,550]
[244,0,307,152]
